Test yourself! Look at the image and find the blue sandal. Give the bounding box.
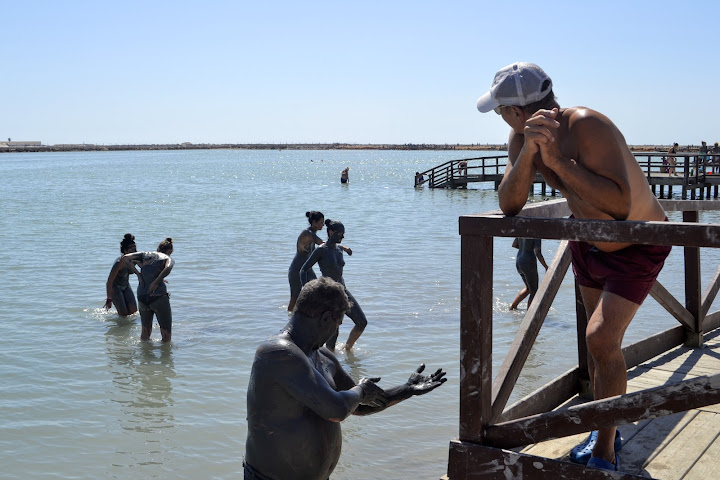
[569,430,622,465]
[587,454,620,471]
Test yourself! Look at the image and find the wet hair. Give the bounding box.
[120,233,136,253]
[306,211,324,224]
[519,81,557,115]
[295,277,351,319]
[324,218,344,233]
[157,237,173,254]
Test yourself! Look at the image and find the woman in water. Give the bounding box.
[288,211,351,312]
[104,233,139,316]
[122,238,175,342]
[301,219,366,351]
[509,237,548,310]
[288,211,325,312]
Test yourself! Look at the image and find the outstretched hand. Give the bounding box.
[406,364,447,396]
[358,377,387,408]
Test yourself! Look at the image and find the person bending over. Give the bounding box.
[477,62,671,471]
[123,238,175,343]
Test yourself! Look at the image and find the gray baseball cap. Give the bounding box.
[476,62,552,113]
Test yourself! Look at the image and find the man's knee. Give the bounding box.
[585,329,621,360]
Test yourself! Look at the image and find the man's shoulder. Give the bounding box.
[255,335,303,359]
[563,107,621,146]
[563,106,610,127]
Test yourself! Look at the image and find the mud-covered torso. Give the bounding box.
[136,252,170,297]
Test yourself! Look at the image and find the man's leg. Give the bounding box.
[580,286,640,464]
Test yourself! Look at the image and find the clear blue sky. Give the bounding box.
[2,1,718,146]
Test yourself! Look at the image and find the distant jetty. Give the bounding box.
[0,142,682,153]
[0,142,508,153]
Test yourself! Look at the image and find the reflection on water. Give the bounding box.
[105,317,176,469]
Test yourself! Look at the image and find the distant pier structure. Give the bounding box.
[417,152,720,200]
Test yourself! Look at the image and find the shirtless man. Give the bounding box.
[476,62,671,471]
[244,277,446,480]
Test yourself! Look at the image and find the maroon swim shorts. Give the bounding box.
[569,240,672,305]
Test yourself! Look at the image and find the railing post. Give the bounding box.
[459,234,493,443]
[574,280,592,398]
[683,209,704,347]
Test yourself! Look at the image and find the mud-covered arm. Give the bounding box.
[104,261,124,308]
[150,258,174,293]
[534,240,548,270]
[263,342,383,422]
[300,247,323,285]
[352,364,447,416]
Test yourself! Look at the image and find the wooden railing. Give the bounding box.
[420,153,720,198]
[418,155,507,188]
[447,198,720,479]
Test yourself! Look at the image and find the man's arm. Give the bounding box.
[353,364,447,415]
[323,353,447,416]
[498,130,539,216]
[533,108,632,220]
[267,342,385,422]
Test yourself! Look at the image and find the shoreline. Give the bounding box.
[0,142,672,153]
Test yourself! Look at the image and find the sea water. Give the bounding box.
[1,149,718,479]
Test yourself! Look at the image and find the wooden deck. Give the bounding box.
[520,327,720,479]
[445,199,720,480]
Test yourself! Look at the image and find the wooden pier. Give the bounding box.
[420,153,720,200]
[444,199,720,479]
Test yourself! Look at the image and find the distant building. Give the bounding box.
[7,141,42,147]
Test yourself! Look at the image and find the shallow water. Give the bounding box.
[1,149,718,479]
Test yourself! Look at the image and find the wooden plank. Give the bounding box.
[703,311,720,331]
[648,282,695,330]
[621,325,686,370]
[684,211,703,345]
[483,374,720,449]
[447,440,651,479]
[619,411,698,475]
[700,265,720,317]
[498,367,580,423]
[683,432,720,480]
[491,242,572,422]
[658,199,720,211]
[575,280,591,396]
[458,215,720,248]
[643,411,720,479]
[459,234,493,442]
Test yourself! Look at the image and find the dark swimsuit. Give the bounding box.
[516,238,540,295]
[569,217,671,305]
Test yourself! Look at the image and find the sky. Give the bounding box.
[2,1,718,146]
